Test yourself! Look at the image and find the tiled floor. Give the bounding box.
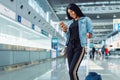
[0,55,120,80]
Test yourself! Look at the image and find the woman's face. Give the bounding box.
[67,9,77,19]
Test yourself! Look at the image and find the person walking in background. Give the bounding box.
[59,3,93,80]
[101,45,105,59]
[105,47,109,59]
[101,45,105,55]
[92,46,96,59]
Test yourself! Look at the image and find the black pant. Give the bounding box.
[67,41,85,80]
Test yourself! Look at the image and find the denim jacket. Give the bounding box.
[65,17,93,47]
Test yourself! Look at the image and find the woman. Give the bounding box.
[60,3,93,80]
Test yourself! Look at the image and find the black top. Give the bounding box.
[69,20,80,48]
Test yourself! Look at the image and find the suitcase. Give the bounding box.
[85,39,102,80]
[85,72,102,80]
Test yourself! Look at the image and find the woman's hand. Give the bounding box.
[59,22,67,32]
[86,33,92,38]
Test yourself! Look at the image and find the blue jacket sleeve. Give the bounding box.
[86,17,94,37]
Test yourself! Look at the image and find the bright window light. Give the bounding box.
[46,12,49,22]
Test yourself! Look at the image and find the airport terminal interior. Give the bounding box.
[0,0,120,80]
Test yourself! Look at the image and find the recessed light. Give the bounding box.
[102,4,105,7]
[97,15,100,18]
[34,16,36,19]
[39,20,41,22]
[10,0,14,2]
[113,14,116,18]
[20,5,23,9]
[28,11,31,15]
[65,16,68,19]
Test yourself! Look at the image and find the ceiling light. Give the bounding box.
[113,14,116,18]
[28,11,31,15]
[39,19,41,22]
[97,15,100,18]
[65,16,68,19]
[81,5,84,8]
[60,6,64,10]
[10,0,14,2]
[20,5,23,9]
[33,16,36,19]
[102,4,105,7]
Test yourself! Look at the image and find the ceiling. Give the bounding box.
[46,0,120,44]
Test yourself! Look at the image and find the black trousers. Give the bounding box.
[67,42,85,80]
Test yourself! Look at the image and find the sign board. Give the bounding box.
[0,3,16,20]
[51,38,58,49]
[41,29,48,36]
[21,17,31,28]
[113,19,120,32]
[118,23,120,31]
[51,38,58,57]
[34,25,41,32]
[32,24,34,30]
[17,15,21,22]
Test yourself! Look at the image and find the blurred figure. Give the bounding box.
[98,49,102,60]
[101,46,105,54]
[89,49,93,59]
[101,45,105,58]
[105,47,109,59]
[98,49,102,55]
[92,46,96,59]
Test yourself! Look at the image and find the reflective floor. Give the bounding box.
[0,55,120,80]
